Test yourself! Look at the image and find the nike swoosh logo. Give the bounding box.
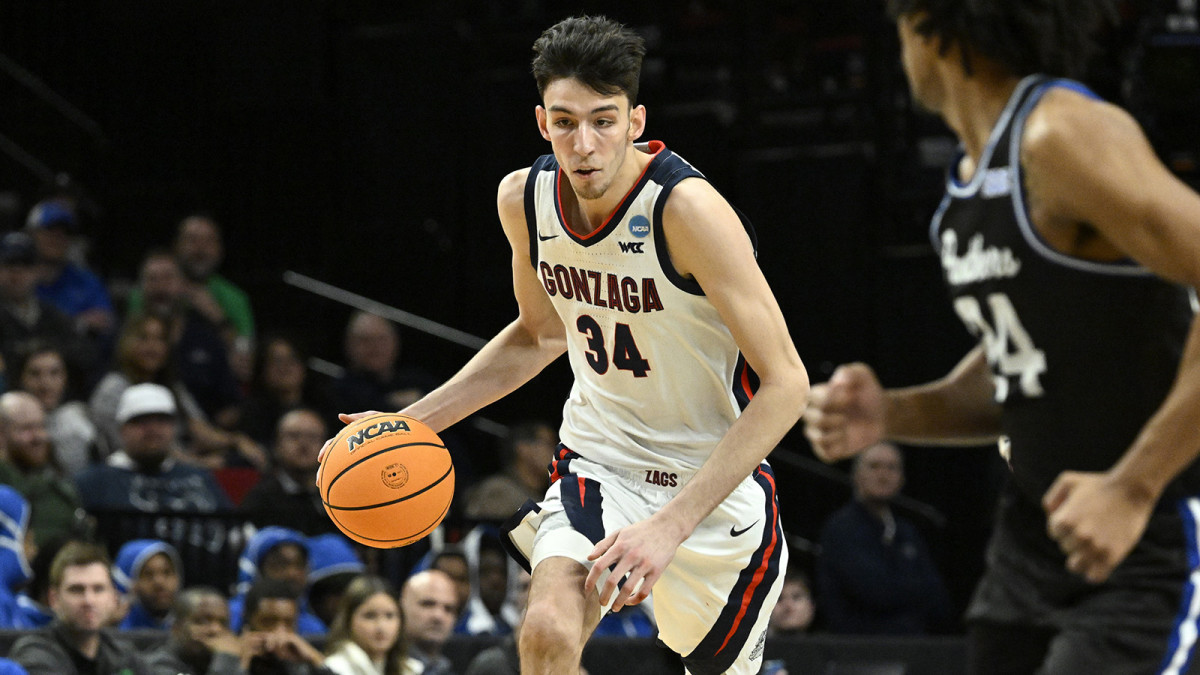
[730,520,759,537]
[538,233,559,241]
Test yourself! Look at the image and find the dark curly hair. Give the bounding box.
[531,15,647,105]
[887,0,1117,78]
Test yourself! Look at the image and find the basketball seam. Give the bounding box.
[326,498,452,545]
[323,464,453,511]
[325,440,447,495]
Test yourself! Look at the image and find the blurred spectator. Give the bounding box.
[463,421,554,522]
[17,535,74,629]
[229,527,325,635]
[428,550,469,624]
[112,539,183,630]
[0,486,34,629]
[399,569,458,675]
[592,602,656,640]
[75,383,233,513]
[240,578,334,675]
[24,199,115,341]
[15,343,100,476]
[132,249,242,426]
[171,214,254,341]
[0,391,87,547]
[464,568,531,675]
[0,231,96,393]
[10,541,148,673]
[817,442,950,635]
[241,408,334,536]
[768,566,815,636]
[306,534,366,629]
[89,312,265,469]
[329,312,438,415]
[237,335,334,447]
[145,586,249,674]
[324,575,422,675]
[452,527,519,637]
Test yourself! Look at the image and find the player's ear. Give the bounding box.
[628,105,646,142]
[536,106,551,141]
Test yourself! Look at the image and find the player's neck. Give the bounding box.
[563,144,652,234]
[940,63,1021,164]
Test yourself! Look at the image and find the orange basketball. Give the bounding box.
[318,413,454,548]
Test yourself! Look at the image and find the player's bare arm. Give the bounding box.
[586,176,810,610]
[401,168,569,433]
[1022,88,1200,581]
[805,347,1003,462]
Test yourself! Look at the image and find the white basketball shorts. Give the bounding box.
[501,445,788,675]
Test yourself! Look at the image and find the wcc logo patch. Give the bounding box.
[619,241,645,254]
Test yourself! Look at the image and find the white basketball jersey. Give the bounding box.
[524,141,758,474]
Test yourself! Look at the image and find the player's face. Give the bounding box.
[50,562,119,633]
[896,12,943,113]
[350,591,401,662]
[537,77,646,202]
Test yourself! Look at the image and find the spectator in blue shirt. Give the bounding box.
[0,485,34,629]
[25,199,115,340]
[112,538,183,630]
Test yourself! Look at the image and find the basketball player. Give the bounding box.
[803,1,1200,673]
[322,15,809,674]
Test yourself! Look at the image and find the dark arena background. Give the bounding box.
[2,0,1198,670]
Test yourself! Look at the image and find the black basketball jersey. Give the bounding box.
[930,75,1198,506]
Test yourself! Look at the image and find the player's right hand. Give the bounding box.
[802,362,886,462]
[316,411,381,468]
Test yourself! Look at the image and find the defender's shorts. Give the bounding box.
[502,447,787,675]
[967,481,1200,675]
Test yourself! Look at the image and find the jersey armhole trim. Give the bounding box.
[524,156,556,270]
[1010,82,1155,277]
[651,173,757,296]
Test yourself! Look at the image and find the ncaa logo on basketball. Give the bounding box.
[628,215,650,238]
[381,463,409,489]
[346,419,411,452]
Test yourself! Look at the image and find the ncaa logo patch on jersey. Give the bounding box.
[628,215,650,238]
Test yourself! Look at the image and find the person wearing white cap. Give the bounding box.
[74,383,232,514]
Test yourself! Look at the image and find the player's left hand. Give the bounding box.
[1043,470,1155,584]
[584,515,687,612]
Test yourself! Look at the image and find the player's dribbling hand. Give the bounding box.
[585,515,687,612]
[316,411,382,469]
[1043,470,1156,584]
[316,408,381,466]
[802,363,886,462]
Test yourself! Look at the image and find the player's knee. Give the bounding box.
[520,601,587,660]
